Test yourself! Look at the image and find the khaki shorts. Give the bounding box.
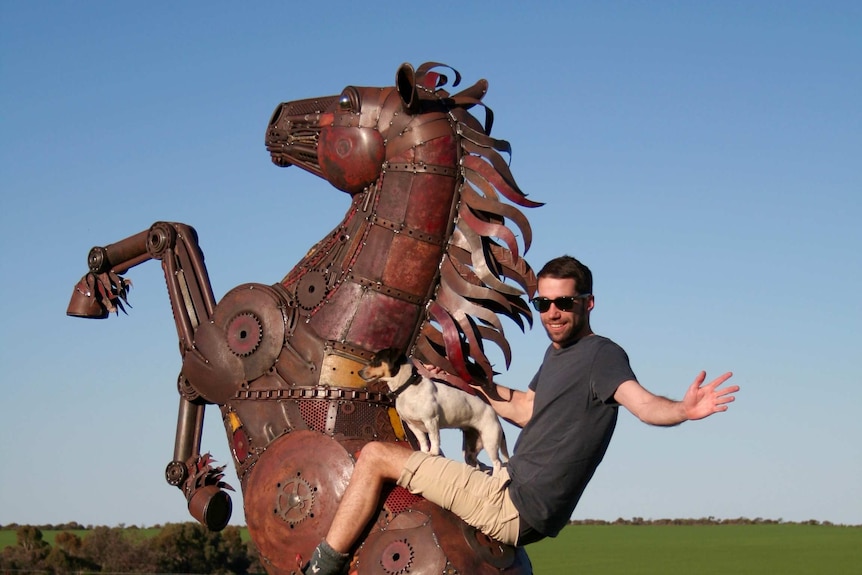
[396,451,520,545]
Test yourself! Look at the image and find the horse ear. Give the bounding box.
[396,62,419,112]
[453,78,488,103]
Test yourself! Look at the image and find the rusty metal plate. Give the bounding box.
[244,430,353,575]
[308,281,362,343]
[403,175,456,236]
[215,283,287,383]
[183,283,286,404]
[427,504,528,575]
[462,522,515,570]
[382,234,441,296]
[319,351,367,389]
[354,510,446,575]
[348,290,420,351]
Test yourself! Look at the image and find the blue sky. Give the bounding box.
[1,2,859,528]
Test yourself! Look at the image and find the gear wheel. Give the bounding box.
[380,539,415,575]
[295,270,328,310]
[275,475,316,526]
[226,312,263,357]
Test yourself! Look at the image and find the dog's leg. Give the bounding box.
[405,421,431,453]
[480,426,506,477]
[462,428,480,467]
[426,417,442,456]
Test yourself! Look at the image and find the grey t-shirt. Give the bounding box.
[507,335,636,537]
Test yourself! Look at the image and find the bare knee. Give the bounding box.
[355,441,412,481]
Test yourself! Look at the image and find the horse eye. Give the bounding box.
[338,87,360,112]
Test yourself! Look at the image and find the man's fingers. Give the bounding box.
[691,371,707,388]
[716,384,740,396]
[703,371,734,390]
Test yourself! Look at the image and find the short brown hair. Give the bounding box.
[537,255,593,294]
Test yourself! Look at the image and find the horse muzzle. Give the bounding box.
[265,95,340,173]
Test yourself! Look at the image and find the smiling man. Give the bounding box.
[304,255,739,575]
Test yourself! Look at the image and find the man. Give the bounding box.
[305,255,738,574]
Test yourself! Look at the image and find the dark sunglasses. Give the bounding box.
[530,294,591,313]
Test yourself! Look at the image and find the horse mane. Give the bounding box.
[408,63,543,386]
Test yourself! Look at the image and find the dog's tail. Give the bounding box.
[500,429,510,462]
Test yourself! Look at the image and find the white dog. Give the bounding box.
[360,347,509,476]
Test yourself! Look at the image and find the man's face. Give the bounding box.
[536,277,594,348]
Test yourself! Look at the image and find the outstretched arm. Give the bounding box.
[614,371,737,427]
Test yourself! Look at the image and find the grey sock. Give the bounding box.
[304,540,349,575]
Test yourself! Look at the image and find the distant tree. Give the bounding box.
[54,531,83,555]
[219,526,253,575]
[16,525,48,551]
[150,522,208,573]
[246,538,264,574]
[81,525,154,572]
[42,545,97,574]
[1,522,267,573]
[41,530,99,574]
[0,526,51,572]
[150,522,251,574]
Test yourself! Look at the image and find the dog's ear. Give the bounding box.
[378,346,406,365]
[395,350,409,365]
[370,347,389,365]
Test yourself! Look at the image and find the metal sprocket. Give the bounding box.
[275,475,316,526]
[226,312,263,356]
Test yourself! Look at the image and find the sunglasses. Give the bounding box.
[530,294,591,313]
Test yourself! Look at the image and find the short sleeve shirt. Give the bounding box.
[507,335,636,537]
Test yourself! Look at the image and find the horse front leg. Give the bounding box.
[68,222,232,530]
[149,223,235,530]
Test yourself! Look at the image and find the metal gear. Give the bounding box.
[294,270,328,310]
[226,312,263,357]
[380,539,415,575]
[274,475,316,526]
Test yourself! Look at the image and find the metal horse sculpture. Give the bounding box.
[67,62,541,575]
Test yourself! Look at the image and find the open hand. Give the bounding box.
[683,371,738,421]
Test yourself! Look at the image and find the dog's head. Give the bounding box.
[359,347,407,382]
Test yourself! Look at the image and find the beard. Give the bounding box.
[543,312,589,348]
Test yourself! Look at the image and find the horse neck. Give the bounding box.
[281,137,461,353]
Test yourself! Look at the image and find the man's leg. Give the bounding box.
[304,442,412,575]
[326,441,411,551]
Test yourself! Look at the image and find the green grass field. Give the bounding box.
[528,524,862,574]
[3,524,860,573]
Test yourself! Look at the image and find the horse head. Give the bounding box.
[266,62,483,195]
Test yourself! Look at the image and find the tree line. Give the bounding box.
[0,523,262,574]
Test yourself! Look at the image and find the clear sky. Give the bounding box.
[1,2,859,529]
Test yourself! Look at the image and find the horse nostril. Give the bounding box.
[268,104,284,127]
